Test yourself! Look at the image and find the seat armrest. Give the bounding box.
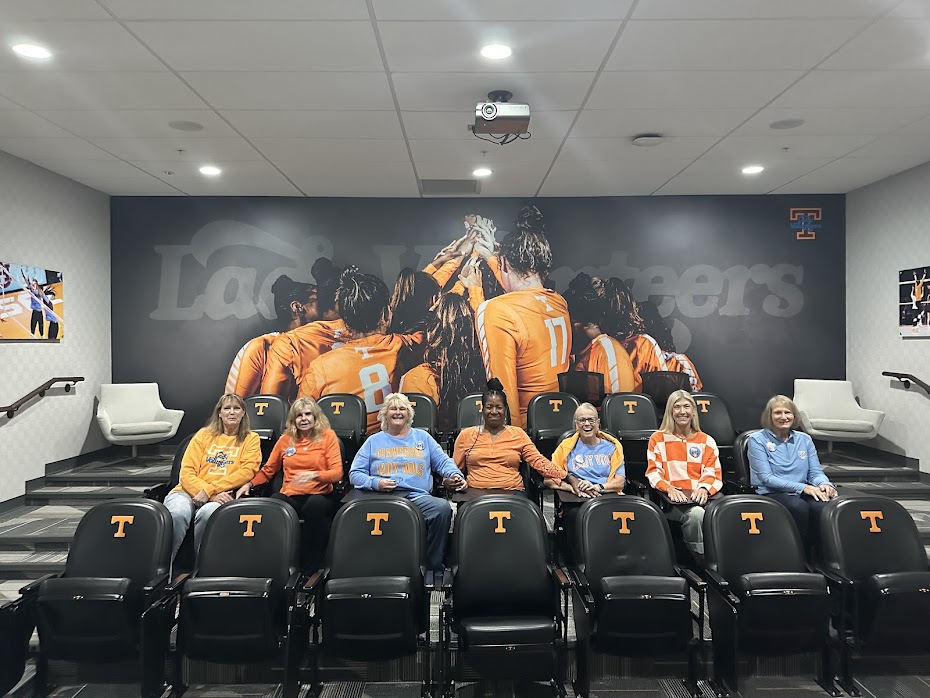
[286,570,302,593]
[815,566,854,589]
[143,571,169,595]
[144,483,170,502]
[552,565,572,589]
[167,572,190,594]
[20,573,58,596]
[96,406,113,433]
[676,565,707,591]
[570,567,591,592]
[722,477,756,495]
[704,568,729,591]
[155,407,184,423]
[303,568,327,593]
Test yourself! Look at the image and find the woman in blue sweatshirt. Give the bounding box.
[747,395,837,552]
[349,392,467,571]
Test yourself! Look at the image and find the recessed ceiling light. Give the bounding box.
[473,167,493,178]
[480,44,512,60]
[12,44,52,60]
[741,164,765,175]
[632,133,664,147]
[199,165,222,176]
[770,118,805,130]
[169,120,204,132]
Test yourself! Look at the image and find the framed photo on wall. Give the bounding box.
[899,265,930,338]
[0,261,64,341]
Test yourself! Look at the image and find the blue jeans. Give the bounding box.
[409,494,453,572]
[164,491,221,563]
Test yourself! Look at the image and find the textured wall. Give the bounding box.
[0,151,111,502]
[847,162,930,470]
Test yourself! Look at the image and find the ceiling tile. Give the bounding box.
[372,0,632,21]
[560,136,718,161]
[100,0,369,20]
[0,95,18,109]
[772,157,927,193]
[0,21,164,71]
[0,1,108,20]
[572,108,755,137]
[182,72,394,110]
[704,134,874,160]
[608,20,866,71]
[32,161,185,194]
[0,110,73,137]
[655,156,833,194]
[380,21,620,73]
[128,21,383,72]
[402,110,575,140]
[888,1,930,19]
[277,161,420,197]
[410,137,561,164]
[36,109,235,138]
[90,137,262,162]
[539,159,693,196]
[588,71,802,109]
[732,107,930,136]
[30,158,158,180]
[773,70,930,108]
[132,159,304,195]
[222,110,403,139]
[252,138,410,163]
[0,72,205,110]
[0,136,114,160]
[843,134,930,161]
[632,0,899,19]
[392,72,595,112]
[820,20,930,70]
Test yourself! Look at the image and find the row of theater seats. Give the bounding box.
[2,490,928,698]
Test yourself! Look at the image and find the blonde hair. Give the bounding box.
[205,393,251,445]
[285,397,330,441]
[658,390,701,435]
[378,392,415,432]
[761,394,798,431]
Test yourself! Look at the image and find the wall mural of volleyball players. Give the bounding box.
[0,261,64,341]
[899,265,930,337]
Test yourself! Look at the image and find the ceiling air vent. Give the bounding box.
[420,178,481,196]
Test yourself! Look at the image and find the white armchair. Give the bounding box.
[793,379,885,453]
[96,383,184,458]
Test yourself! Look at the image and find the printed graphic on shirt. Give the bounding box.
[205,443,240,476]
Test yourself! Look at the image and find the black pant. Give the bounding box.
[47,321,59,340]
[30,310,44,337]
[271,491,341,571]
[765,492,828,554]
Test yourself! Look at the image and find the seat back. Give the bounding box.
[601,393,657,435]
[322,497,427,660]
[558,371,605,408]
[639,371,691,415]
[732,430,758,488]
[527,392,580,443]
[158,433,194,496]
[793,379,861,420]
[456,392,486,431]
[690,392,736,447]
[244,394,287,441]
[452,495,554,619]
[820,495,927,582]
[704,495,807,582]
[99,383,163,422]
[406,392,438,437]
[318,394,367,458]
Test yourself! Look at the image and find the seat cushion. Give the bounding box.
[458,616,557,647]
[865,570,930,596]
[734,571,827,595]
[808,419,875,433]
[110,421,174,436]
[600,575,687,600]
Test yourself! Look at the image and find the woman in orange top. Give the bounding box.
[453,378,566,496]
[236,397,342,570]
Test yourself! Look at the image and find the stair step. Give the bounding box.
[822,464,919,483]
[0,505,87,555]
[25,485,148,506]
[44,460,172,488]
[837,481,930,499]
[0,550,67,577]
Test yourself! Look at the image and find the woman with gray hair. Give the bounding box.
[349,392,467,571]
[748,394,836,552]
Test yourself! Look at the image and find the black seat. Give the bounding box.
[143,433,196,571]
[527,392,580,458]
[639,371,691,413]
[169,498,304,698]
[703,496,838,697]
[0,499,173,698]
[725,430,758,494]
[439,495,570,697]
[305,497,431,696]
[691,392,737,472]
[447,392,488,452]
[317,393,367,472]
[820,495,930,696]
[558,371,605,409]
[406,392,439,439]
[244,394,288,461]
[601,393,657,486]
[570,497,705,698]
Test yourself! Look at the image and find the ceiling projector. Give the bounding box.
[473,90,530,135]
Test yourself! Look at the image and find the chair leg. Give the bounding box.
[172,648,187,698]
[835,640,861,697]
[816,642,842,697]
[34,653,49,698]
[681,639,701,698]
[572,639,591,698]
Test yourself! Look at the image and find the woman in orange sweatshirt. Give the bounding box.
[453,378,566,496]
[237,397,342,570]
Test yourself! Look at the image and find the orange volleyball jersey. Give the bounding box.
[260,319,349,398]
[573,333,639,393]
[225,332,279,398]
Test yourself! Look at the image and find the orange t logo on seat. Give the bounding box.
[696,400,710,413]
[367,512,389,535]
[239,514,262,537]
[623,401,636,414]
[612,511,635,534]
[110,515,134,538]
[860,510,883,533]
[254,402,268,415]
[489,511,511,533]
[331,401,344,415]
[549,399,562,412]
[741,512,763,534]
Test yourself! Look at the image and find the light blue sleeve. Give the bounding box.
[426,432,464,480]
[747,432,805,495]
[348,438,380,490]
[803,433,830,487]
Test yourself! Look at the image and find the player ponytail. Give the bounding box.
[337,265,390,334]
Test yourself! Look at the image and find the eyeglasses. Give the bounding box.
[575,417,597,424]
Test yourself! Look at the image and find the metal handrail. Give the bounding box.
[882,371,930,394]
[1,376,85,418]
